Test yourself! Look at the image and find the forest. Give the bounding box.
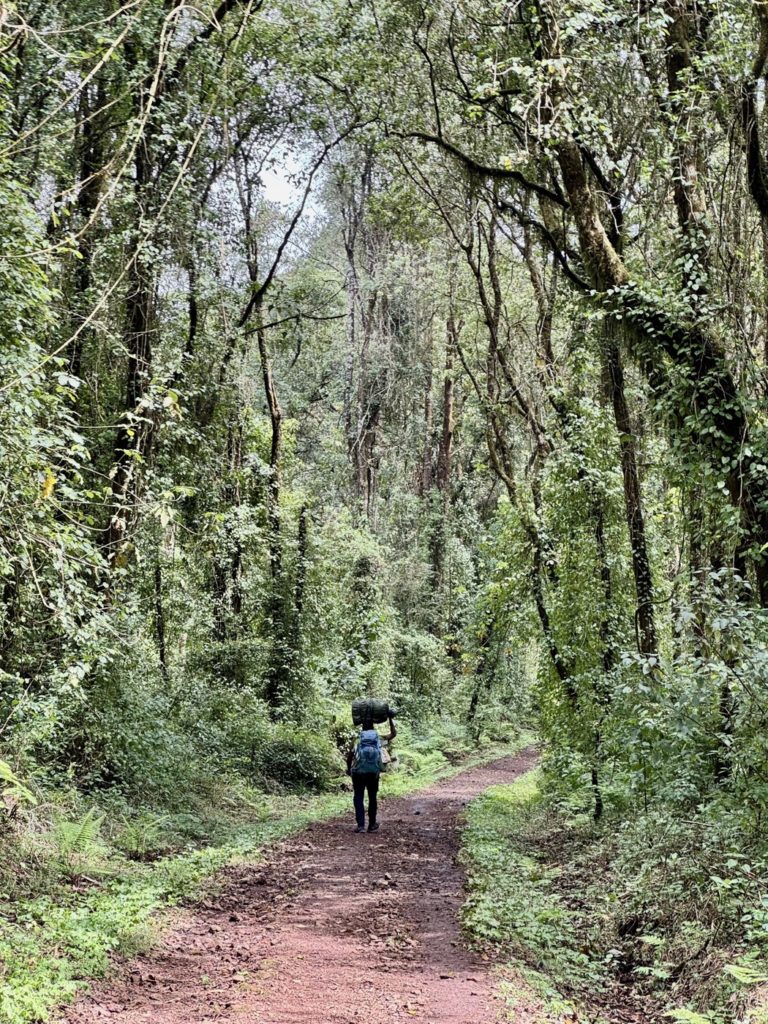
[1,0,768,1021]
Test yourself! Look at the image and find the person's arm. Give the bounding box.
[383,714,397,742]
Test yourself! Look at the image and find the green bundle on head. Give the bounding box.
[351,698,392,726]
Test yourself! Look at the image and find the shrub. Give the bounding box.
[253,727,341,792]
[114,812,175,862]
[390,628,451,719]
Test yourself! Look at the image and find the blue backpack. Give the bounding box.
[351,729,382,774]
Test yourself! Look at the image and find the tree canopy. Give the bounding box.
[2,0,768,1016]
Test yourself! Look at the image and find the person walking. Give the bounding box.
[346,712,396,833]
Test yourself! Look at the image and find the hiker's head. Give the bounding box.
[362,718,374,731]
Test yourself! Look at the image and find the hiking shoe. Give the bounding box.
[354,825,365,833]
[367,822,380,833]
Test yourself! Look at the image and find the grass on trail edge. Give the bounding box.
[459,771,768,1024]
[459,768,591,1024]
[0,733,534,1024]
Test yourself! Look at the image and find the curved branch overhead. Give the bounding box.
[1,1,768,983]
[406,130,568,206]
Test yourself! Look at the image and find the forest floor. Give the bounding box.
[59,748,539,1024]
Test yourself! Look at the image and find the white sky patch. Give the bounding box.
[261,162,299,206]
[261,146,323,223]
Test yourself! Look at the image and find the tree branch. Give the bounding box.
[405,130,568,207]
[238,128,357,329]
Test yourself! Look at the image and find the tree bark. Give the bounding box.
[467,614,496,733]
[69,80,106,380]
[534,0,768,602]
[102,43,156,566]
[419,363,434,496]
[428,316,458,600]
[154,559,170,684]
[294,505,309,617]
[602,323,658,655]
[101,240,154,563]
[255,295,283,582]
[436,317,456,492]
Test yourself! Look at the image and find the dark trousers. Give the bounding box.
[352,772,379,828]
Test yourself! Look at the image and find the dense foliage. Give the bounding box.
[2,0,768,1018]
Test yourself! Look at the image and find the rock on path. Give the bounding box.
[63,747,538,1024]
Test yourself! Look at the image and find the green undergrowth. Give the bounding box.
[460,768,601,1023]
[460,771,768,1024]
[0,730,534,1024]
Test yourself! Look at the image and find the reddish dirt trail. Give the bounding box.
[64,748,538,1024]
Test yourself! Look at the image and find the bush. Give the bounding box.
[253,727,342,792]
[391,628,451,719]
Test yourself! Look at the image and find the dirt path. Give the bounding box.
[63,748,538,1024]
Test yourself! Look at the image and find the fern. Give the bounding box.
[0,758,37,807]
[54,808,106,872]
[664,1010,714,1024]
[723,964,768,986]
[118,812,171,860]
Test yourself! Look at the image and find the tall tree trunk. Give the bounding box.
[102,246,154,563]
[428,319,457,601]
[255,296,283,582]
[102,46,155,566]
[467,614,496,734]
[436,317,456,492]
[343,267,358,476]
[602,322,658,655]
[255,300,290,715]
[419,362,434,496]
[294,505,309,617]
[357,399,381,519]
[212,560,229,642]
[69,80,105,380]
[210,420,244,641]
[227,422,244,620]
[533,0,768,601]
[154,559,170,684]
